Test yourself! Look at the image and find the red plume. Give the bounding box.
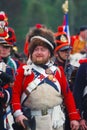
[36,24,42,29]
[0,14,4,21]
[58,26,63,32]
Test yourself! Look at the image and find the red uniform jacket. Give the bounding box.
[12,64,80,121]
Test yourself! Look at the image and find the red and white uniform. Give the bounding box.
[12,62,80,122]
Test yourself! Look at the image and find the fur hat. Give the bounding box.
[24,24,47,56]
[54,26,71,52]
[27,24,55,57]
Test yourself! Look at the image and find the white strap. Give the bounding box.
[27,64,61,93]
[21,64,61,103]
[26,64,49,92]
[83,86,87,96]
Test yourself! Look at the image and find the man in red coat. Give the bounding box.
[11,25,80,130]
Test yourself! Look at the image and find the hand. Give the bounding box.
[15,114,28,128]
[70,120,80,130]
[80,119,87,130]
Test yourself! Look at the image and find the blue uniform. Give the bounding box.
[73,62,87,119]
[0,62,14,130]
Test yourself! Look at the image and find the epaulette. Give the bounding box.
[79,58,87,64]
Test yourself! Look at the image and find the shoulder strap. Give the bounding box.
[21,64,61,104]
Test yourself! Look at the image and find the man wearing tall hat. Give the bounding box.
[11,25,80,130]
[54,26,73,88]
[54,26,74,130]
[0,38,14,130]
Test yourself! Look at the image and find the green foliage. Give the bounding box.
[0,0,87,52]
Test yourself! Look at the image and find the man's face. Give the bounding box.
[0,44,11,57]
[55,49,71,62]
[31,45,51,65]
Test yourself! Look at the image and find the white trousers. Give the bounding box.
[33,114,64,130]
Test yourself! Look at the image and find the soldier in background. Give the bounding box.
[73,58,87,130]
[54,26,76,130]
[72,26,87,54]
[54,26,72,90]
[0,38,14,130]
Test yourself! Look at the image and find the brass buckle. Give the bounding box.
[41,108,48,115]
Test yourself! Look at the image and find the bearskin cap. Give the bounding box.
[27,24,56,57]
